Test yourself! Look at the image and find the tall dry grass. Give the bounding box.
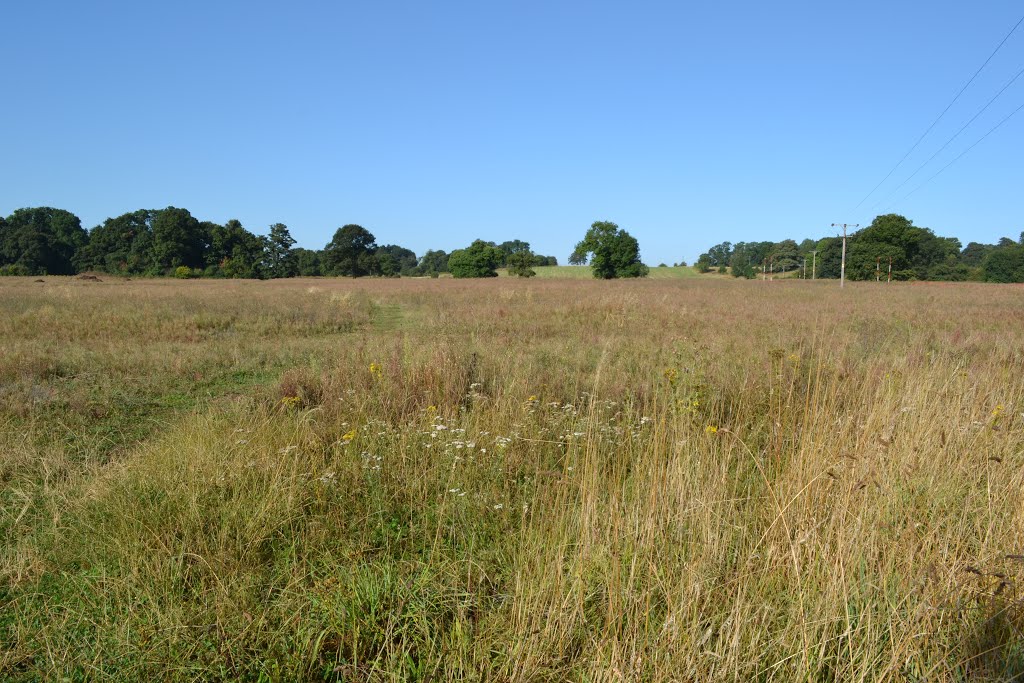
[1,275,1023,681]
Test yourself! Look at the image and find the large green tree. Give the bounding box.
[0,207,87,275]
[82,209,158,274]
[448,240,503,278]
[207,219,266,278]
[570,221,648,279]
[152,207,207,270]
[376,244,418,276]
[416,249,449,275]
[323,224,379,277]
[265,223,297,278]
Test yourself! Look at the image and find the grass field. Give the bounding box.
[2,275,1023,681]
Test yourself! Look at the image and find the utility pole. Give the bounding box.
[812,250,817,280]
[888,256,892,283]
[832,223,859,288]
[802,256,807,279]
[762,259,766,281]
[876,257,880,282]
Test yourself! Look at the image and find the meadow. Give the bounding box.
[1,275,1022,681]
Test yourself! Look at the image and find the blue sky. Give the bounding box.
[2,1,1022,262]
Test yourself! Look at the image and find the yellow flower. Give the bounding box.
[369,362,383,378]
[705,425,718,434]
[342,428,357,442]
[280,395,301,409]
[426,404,437,413]
[663,368,679,385]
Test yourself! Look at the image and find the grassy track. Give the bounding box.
[2,275,1023,681]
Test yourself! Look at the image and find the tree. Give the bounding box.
[507,249,537,277]
[570,221,648,279]
[568,250,588,266]
[81,210,159,274]
[152,207,207,270]
[417,249,450,275]
[729,248,755,278]
[323,224,379,277]
[0,207,87,275]
[449,240,503,278]
[294,248,324,276]
[769,239,800,272]
[376,244,418,275]
[984,242,1024,282]
[497,240,531,267]
[265,223,297,278]
[207,219,266,278]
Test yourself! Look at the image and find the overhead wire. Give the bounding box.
[884,98,1024,209]
[847,11,1024,216]
[865,61,1024,214]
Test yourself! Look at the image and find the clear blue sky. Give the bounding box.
[2,1,1022,262]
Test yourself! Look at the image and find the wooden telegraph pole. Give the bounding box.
[812,250,817,280]
[831,223,859,288]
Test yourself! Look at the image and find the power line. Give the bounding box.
[885,98,1024,209]
[848,11,1024,215]
[865,61,1024,214]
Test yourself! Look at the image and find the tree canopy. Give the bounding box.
[448,240,503,278]
[570,221,648,279]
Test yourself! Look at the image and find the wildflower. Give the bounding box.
[369,362,383,378]
[342,428,357,442]
[493,503,503,510]
[426,404,437,414]
[640,416,653,425]
[280,395,301,409]
[663,368,679,385]
[705,425,718,434]
[993,405,1005,417]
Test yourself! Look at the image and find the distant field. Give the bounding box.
[499,264,704,278]
[2,276,1023,681]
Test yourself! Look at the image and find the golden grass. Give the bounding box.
[1,275,1023,681]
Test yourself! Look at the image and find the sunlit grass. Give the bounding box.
[1,275,1023,681]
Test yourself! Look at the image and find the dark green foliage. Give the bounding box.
[507,250,537,277]
[814,237,843,279]
[0,207,87,275]
[323,225,380,277]
[152,207,207,270]
[844,215,960,281]
[961,242,994,268]
[729,249,756,278]
[294,248,324,276]
[416,249,449,275]
[448,240,503,278]
[265,223,297,278]
[207,219,266,278]
[983,242,1024,283]
[376,245,418,276]
[497,240,531,267]
[769,239,800,272]
[81,210,159,275]
[571,221,648,279]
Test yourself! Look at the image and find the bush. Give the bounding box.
[0,263,31,276]
[174,266,194,279]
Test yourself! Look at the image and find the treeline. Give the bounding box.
[0,206,558,279]
[696,214,1024,283]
